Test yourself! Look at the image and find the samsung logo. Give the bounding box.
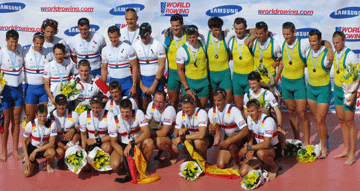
[0,2,25,13]
[335,27,360,42]
[109,4,145,15]
[206,5,242,17]
[64,24,100,36]
[330,7,360,19]
[295,28,318,38]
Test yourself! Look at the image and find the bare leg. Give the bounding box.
[0,108,11,162]
[101,142,113,154]
[225,90,233,104]
[12,106,23,160]
[25,104,37,122]
[110,150,123,171]
[198,97,209,110]
[44,148,56,173]
[216,149,232,169]
[334,105,349,159]
[234,95,245,119]
[283,99,300,140]
[168,90,180,112]
[344,109,357,165]
[256,149,278,179]
[141,138,155,163]
[155,137,177,164]
[141,97,150,113]
[194,138,210,160]
[296,99,310,146]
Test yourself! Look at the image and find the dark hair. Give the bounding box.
[208,17,223,29]
[185,25,198,35]
[170,14,183,25]
[333,31,345,41]
[35,104,48,114]
[109,80,122,91]
[90,95,102,105]
[78,59,90,69]
[181,94,195,104]
[6,30,19,40]
[309,29,321,40]
[108,25,120,35]
[120,98,132,110]
[246,99,261,109]
[248,71,262,82]
[53,43,66,53]
[153,89,166,101]
[282,22,295,33]
[33,32,45,41]
[213,88,227,99]
[234,17,247,28]
[41,19,58,34]
[255,21,268,31]
[78,17,90,27]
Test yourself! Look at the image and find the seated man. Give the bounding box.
[79,96,112,154]
[172,94,210,160]
[50,94,80,166]
[239,99,282,179]
[145,89,177,163]
[208,88,249,170]
[108,98,153,171]
[22,105,57,177]
[105,80,138,116]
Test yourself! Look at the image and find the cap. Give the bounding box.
[139,22,151,36]
[55,94,67,104]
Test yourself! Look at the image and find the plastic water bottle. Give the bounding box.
[164,30,171,47]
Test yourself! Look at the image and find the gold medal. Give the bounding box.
[336,70,340,74]
[215,55,219,59]
[289,61,292,65]
[260,59,263,63]
[239,56,242,60]
[313,69,316,72]
[40,142,43,146]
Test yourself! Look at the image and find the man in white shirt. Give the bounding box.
[105,80,138,115]
[101,25,138,98]
[69,18,106,75]
[0,30,25,161]
[145,89,177,163]
[120,8,140,45]
[133,23,166,111]
[239,99,281,180]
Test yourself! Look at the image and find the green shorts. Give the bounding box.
[334,85,356,111]
[209,69,233,91]
[232,72,250,96]
[281,77,307,100]
[184,77,210,98]
[307,84,331,104]
[167,69,182,91]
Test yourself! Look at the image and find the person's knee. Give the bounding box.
[217,160,227,169]
[102,144,112,154]
[257,150,266,161]
[239,166,249,177]
[143,138,155,150]
[315,116,325,125]
[23,169,32,177]
[288,107,296,116]
[56,148,65,159]
[110,158,122,171]
[46,148,56,159]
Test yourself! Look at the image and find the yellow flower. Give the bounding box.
[76,106,85,115]
[0,72,6,88]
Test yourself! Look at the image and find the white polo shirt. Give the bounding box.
[24,47,51,85]
[0,45,24,87]
[23,118,57,148]
[247,113,279,146]
[44,59,76,92]
[79,109,112,139]
[175,107,208,135]
[145,101,176,130]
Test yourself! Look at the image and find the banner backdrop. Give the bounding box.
[1,0,360,112]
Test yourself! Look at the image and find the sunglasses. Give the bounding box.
[214,89,226,98]
[33,32,44,38]
[186,27,198,33]
[78,19,90,25]
[43,19,57,25]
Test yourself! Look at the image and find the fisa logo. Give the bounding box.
[335,27,360,42]
[0,2,25,13]
[109,4,145,16]
[161,2,190,17]
[295,28,318,38]
[64,25,100,36]
[330,7,360,19]
[206,5,242,17]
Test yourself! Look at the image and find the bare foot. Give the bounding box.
[318,149,328,159]
[46,162,54,173]
[213,134,221,146]
[0,151,7,162]
[344,156,356,166]
[13,151,23,160]
[333,151,348,159]
[268,165,278,180]
[169,153,178,165]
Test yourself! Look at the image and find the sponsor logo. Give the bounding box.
[22,44,31,50]
[24,131,30,136]
[110,4,145,15]
[51,129,57,133]
[352,49,360,59]
[238,121,245,127]
[272,99,277,104]
[41,6,93,12]
[206,5,242,17]
[0,25,41,32]
[64,25,100,36]
[0,2,25,13]
[115,23,128,29]
[330,7,360,19]
[258,9,313,16]
[199,121,206,124]
[164,118,171,123]
[265,130,273,134]
[335,27,360,42]
[161,2,190,17]
[295,28,318,38]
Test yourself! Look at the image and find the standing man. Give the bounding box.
[176,25,209,109]
[165,14,188,111]
[69,17,106,75]
[332,31,358,165]
[0,30,25,161]
[145,90,177,163]
[306,29,333,159]
[132,23,166,111]
[101,25,138,99]
[206,17,233,103]
[228,17,254,114]
[120,8,140,45]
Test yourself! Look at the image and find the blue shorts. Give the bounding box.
[1,84,24,110]
[140,75,164,97]
[110,76,133,97]
[90,68,101,76]
[25,84,48,105]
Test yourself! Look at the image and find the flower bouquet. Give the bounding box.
[255,63,275,86]
[241,170,262,190]
[341,63,360,106]
[284,139,303,157]
[0,71,6,94]
[75,100,91,115]
[88,147,112,172]
[64,145,87,174]
[179,161,202,181]
[296,145,320,163]
[49,78,82,111]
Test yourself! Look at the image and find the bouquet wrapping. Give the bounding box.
[88,147,112,172]
[75,100,91,115]
[341,63,360,106]
[284,139,303,157]
[179,161,202,181]
[296,145,320,163]
[64,145,87,174]
[241,169,265,190]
